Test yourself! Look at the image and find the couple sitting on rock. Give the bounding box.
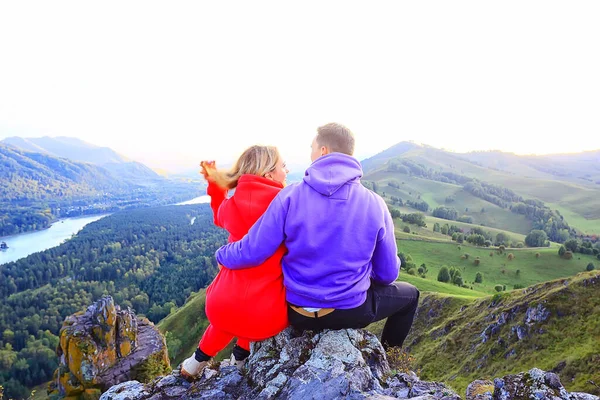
[181,122,420,378]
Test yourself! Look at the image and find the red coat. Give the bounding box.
[205,174,288,340]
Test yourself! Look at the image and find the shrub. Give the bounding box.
[507,253,515,261]
[489,252,494,257]
[407,268,417,275]
[437,267,450,283]
[515,242,525,248]
[563,251,573,260]
[535,252,540,259]
[474,258,481,266]
[386,347,416,374]
[498,245,506,253]
[475,272,483,283]
[463,253,470,260]
[494,285,503,292]
[403,226,411,233]
[558,246,566,257]
[587,263,595,271]
[513,284,525,289]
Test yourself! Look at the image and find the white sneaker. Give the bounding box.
[181,355,209,379]
[229,353,246,371]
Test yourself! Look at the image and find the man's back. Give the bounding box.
[278,153,399,309]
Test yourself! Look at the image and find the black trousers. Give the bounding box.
[288,281,420,349]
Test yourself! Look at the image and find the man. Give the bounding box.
[215,122,419,349]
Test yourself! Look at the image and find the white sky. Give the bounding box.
[1,1,599,172]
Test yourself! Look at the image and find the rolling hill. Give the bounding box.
[361,142,600,236]
[2,136,159,182]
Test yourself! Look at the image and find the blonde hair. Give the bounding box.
[206,145,282,189]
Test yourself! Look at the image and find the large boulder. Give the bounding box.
[48,296,170,399]
[100,327,461,400]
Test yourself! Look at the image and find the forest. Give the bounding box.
[0,204,227,398]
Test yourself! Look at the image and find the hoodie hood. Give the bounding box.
[303,153,363,196]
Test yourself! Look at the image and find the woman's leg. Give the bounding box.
[231,337,251,367]
[198,324,235,358]
[182,324,235,378]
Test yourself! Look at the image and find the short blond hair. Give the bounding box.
[316,123,355,156]
[205,145,281,190]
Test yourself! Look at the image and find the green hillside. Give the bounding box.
[362,143,600,235]
[395,239,598,295]
[369,271,600,396]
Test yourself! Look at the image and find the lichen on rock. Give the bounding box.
[48,296,170,400]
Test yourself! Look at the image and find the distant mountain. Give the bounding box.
[0,143,129,202]
[2,136,159,182]
[360,142,600,236]
[461,150,600,183]
[0,143,202,236]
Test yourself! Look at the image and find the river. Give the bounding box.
[0,215,108,265]
[0,195,211,265]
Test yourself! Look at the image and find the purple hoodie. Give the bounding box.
[215,153,400,309]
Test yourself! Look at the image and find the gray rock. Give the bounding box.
[465,380,493,400]
[102,328,461,400]
[570,393,600,400]
[100,381,148,400]
[525,304,550,324]
[490,368,588,400]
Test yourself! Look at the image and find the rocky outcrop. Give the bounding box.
[99,327,600,400]
[465,368,599,400]
[48,296,170,400]
[100,328,461,400]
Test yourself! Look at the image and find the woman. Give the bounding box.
[181,145,289,378]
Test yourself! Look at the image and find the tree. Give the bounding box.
[432,206,458,221]
[495,233,510,246]
[433,223,440,233]
[418,263,428,278]
[403,226,411,233]
[587,263,595,271]
[475,272,483,283]
[437,267,450,283]
[558,246,566,257]
[525,230,548,247]
[389,208,401,219]
[564,239,579,252]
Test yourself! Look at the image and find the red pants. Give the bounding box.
[198,324,250,356]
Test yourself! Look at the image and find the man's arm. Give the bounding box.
[215,195,287,269]
[371,206,400,284]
